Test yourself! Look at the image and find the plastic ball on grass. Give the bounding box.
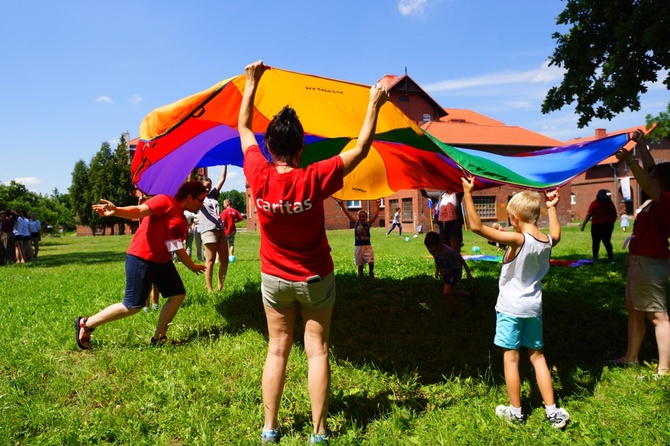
[472,246,480,253]
[228,255,236,263]
[404,237,410,242]
[413,234,419,239]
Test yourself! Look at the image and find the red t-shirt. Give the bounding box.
[127,195,188,263]
[630,190,670,258]
[220,207,244,235]
[243,145,344,281]
[587,199,617,225]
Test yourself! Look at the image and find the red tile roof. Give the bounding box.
[422,108,564,148]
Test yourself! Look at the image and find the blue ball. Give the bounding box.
[228,255,236,263]
[472,246,480,253]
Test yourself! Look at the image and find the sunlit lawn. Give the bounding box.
[1,225,669,445]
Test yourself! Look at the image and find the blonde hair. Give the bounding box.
[507,191,541,224]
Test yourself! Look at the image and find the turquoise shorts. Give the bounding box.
[494,311,543,350]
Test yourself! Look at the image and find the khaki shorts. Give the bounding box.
[626,255,670,312]
[261,271,336,310]
[201,229,223,245]
[354,245,374,266]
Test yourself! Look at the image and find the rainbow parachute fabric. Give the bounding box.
[132,67,629,198]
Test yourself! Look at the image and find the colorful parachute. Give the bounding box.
[132,67,629,198]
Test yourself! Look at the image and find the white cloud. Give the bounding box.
[8,177,42,187]
[398,0,428,16]
[423,61,565,92]
[129,93,143,104]
[96,95,113,104]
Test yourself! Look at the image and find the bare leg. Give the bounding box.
[623,303,646,363]
[503,349,522,408]
[449,240,461,254]
[217,237,229,291]
[650,312,670,374]
[529,349,555,406]
[301,306,333,436]
[204,242,218,293]
[369,262,375,280]
[357,265,364,280]
[153,294,185,339]
[262,305,298,431]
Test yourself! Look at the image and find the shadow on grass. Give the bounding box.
[206,252,658,416]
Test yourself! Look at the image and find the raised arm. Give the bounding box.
[92,199,153,220]
[461,176,522,246]
[545,189,561,246]
[339,84,388,176]
[213,165,227,192]
[333,198,356,223]
[616,131,661,202]
[368,199,381,225]
[239,60,267,154]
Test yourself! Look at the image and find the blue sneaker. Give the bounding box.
[309,430,331,444]
[261,427,281,444]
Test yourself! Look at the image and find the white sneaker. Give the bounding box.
[151,303,159,311]
[496,405,524,424]
[546,407,570,429]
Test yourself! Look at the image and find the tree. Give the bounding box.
[646,102,670,141]
[542,0,670,128]
[69,160,91,227]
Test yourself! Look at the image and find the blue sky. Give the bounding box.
[1,0,667,196]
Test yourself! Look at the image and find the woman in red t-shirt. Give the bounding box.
[607,131,670,377]
[239,60,388,444]
[74,181,207,349]
[580,189,618,262]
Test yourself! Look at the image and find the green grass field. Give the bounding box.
[1,226,669,445]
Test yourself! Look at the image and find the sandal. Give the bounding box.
[74,317,94,350]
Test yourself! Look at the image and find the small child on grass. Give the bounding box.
[461,175,570,429]
[335,199,380,280]
[423,231,473,316]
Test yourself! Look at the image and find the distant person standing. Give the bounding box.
[13,209,31,263]
[386,208,402,237]
[220,198,244,258]
[29,212,42,258]
[421,189,464,253]
[198,167,229,293]
[1,210,16,264]
[580,189,617,263]
[620,211,630,232]
[335,199,381,280]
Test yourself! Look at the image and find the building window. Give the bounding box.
[346,200,361,208]
[472,196,496,219]
[570,193,576,205]
[422,113,431,124]
[402,198,413,222]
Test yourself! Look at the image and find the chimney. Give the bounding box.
[595,128,607,139]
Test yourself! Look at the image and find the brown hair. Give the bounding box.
[175,181,207,201]
[424,231,441,247]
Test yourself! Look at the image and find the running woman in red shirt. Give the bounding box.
[74,181,207,349]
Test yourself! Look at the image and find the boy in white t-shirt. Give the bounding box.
[461,176,570,429]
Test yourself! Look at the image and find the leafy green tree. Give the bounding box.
[69,160,91,227]
[543,0,670,127]
[220,189,246,214]
[646,102,670,141]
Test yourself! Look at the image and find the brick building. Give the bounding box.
[568,125,670,220]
